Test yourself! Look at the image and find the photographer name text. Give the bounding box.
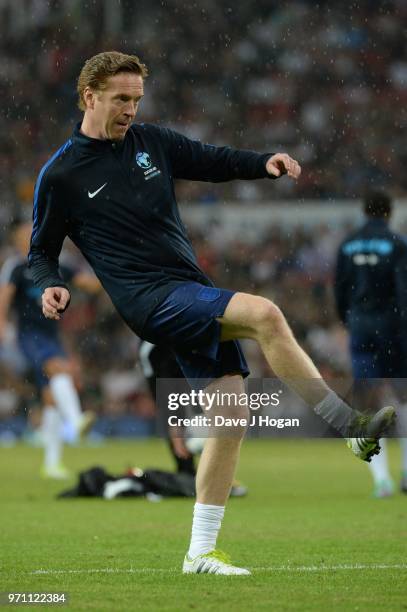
[168,415,299,428]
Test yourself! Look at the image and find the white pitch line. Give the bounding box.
[253,564,407,572]
[30,564,407,576]
[31,568,173,575]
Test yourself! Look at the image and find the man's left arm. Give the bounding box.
[28,170,71,320]
[158,126,301,182]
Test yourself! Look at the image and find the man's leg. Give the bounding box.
[400,437,407,493]
[184,374,250,575]
[350,345,394,498]
[44,357,93,440]
[220,294,329,403]
[367,439,395,497]
[195,374,247,505]
[140,342,196,475]
[40,387,68,479]
[218,293,395,453]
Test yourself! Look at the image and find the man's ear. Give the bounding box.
[83,86,96,110]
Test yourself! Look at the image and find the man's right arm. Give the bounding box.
[28,170,71,319]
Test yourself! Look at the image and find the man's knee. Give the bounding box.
[43,357,71,378]
[250,297,289,340]
[204,374,249,438]
[220,401,250,422]
[214,402,249,439]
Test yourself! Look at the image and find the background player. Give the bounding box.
[139,341,197,475]
[0,220,99,478]
[335,190,407,497]
[139,340,248,496]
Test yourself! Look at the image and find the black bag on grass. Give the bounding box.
[57,466,195,499]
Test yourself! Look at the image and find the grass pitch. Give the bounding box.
[1,438,406,611]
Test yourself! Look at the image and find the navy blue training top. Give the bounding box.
[334,218,407,323]
[29,122,274,336]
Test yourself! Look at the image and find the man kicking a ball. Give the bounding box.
[29,51,395,575]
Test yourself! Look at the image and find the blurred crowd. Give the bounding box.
[0,0,406,233]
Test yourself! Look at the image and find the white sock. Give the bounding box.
[188,502,225,559]
[368,438,391,484]
[49,373,82,435]
[42,406,63,469]
[396,404,407,474]
[399,439,407,474]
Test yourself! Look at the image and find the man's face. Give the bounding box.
[88,72,144,141]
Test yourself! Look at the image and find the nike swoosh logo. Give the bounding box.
[88,183,107,198]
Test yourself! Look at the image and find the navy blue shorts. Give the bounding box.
[349,314,403,378]
[18,331,66,389]
[142,282,249,389]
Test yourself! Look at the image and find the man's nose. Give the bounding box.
[124,101,136,117]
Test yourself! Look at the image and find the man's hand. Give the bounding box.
[171,436,193,460]
[169,426,193,460]
[42,287,71,320]
[266,153,301,179]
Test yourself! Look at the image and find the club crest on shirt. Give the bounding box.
[135,151,161,181]
[136,152,152,169]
